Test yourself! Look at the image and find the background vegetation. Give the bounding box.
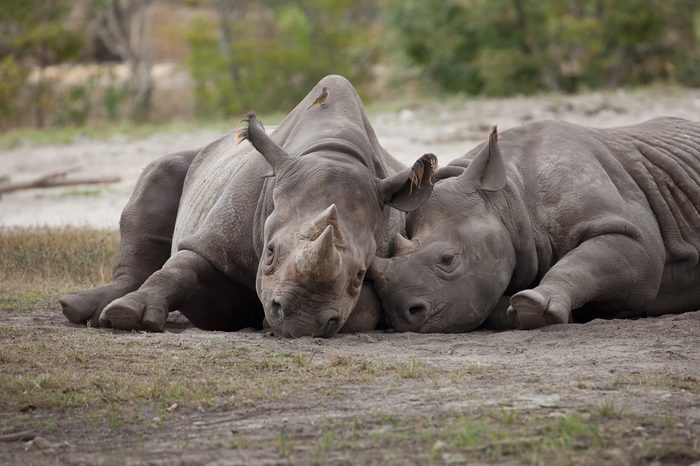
[0,0,698,130]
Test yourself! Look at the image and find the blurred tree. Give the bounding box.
[93,0,154,122]
[389,0,700,95]
[0,0,85,127]
[187,0,384,117]
[0,56,29,128]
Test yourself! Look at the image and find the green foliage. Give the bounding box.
[12,22,84,67]
[390,0,700,95]
[0,56,28,127]
[187,0,383,117]
[0,0,88,128]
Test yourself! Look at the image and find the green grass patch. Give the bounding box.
[60,187,107,197]
[0,120,218,150]
[267,406,623,464]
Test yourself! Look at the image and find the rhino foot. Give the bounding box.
[99,291,167,332]
[507,289,570,330]
[60,284,134,327]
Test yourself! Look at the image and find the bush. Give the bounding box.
[390,0,700,95]
[0,56,29,128]
[187,1,383,117]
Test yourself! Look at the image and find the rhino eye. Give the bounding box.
[265,245,276,265]
[356,269,366,282]
[440,255,454,266]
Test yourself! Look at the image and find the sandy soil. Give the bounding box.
[2,88,700,227]
[1,89,699,464]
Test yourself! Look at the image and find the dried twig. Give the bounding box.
[0,169,121,194]
[0,430,36,442]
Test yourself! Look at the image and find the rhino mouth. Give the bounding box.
[415,301,446,332]
[266,295,343,338]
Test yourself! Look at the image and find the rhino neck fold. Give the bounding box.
[252,177,276,260]
[493,177,549,294]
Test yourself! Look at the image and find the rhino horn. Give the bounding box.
[301,204,344,246]
[295,225,342,281]
[393,232,414,254]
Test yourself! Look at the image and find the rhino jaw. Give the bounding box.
[295,224,342,282]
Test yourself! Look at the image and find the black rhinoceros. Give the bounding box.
[369,117,700,332]
[60,75,437,337]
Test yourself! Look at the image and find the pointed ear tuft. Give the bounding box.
[235,112,262,146]
[459,125,506,192]
[236,112,291,172]
[234,127,248,146]
[409,153,438,193]
[380,153,438,212]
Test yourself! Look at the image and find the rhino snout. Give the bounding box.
[269,297,341,338]
[390,298,430,331]
[271,298,285,320]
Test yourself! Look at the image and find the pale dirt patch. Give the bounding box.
[0,308,698,465]
[1,88,699,228]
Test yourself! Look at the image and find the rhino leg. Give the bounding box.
[507,234,661,330]
[60,150,197,327]
[99,250,260,332]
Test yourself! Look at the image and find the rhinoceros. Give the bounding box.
[59,75,437,337]
[369,117,700,332]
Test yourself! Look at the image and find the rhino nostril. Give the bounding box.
[326,317,339,329]
[271,299,284,320]
[409,305,426,317]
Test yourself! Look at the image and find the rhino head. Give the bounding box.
[369,128,516,332]
[240,113,436,337]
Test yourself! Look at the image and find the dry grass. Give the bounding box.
[0,227,118,310]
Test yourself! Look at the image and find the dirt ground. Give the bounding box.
[1,89,699,465]
[1,309,698,465]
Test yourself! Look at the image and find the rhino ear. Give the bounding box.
[236,112,291,172]
[379,153,437,212]
[435,165,465,181]
[459,126,506,192]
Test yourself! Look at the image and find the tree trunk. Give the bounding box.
[96,0,154,122]
[215,0,241,84]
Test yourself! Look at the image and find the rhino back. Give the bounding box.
[605,117,700,267]
[172,133,269,284]
[451,118,700,269]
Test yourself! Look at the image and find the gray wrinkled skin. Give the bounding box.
[370,117,700,332]
[60,75,436,337]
